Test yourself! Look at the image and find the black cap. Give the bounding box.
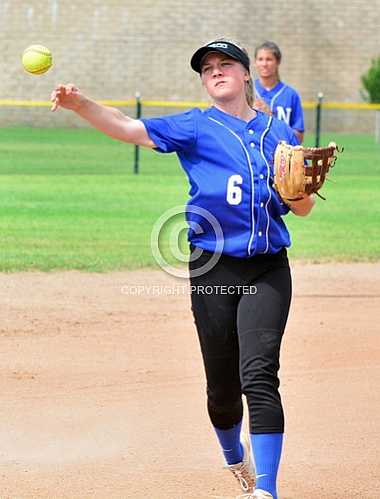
[191,41,250,74]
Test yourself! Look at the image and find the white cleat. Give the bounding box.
[236,489,274,499]
[253,490,274,499]
[227,432,255,493]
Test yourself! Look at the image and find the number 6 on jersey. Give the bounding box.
[226,174,243,205]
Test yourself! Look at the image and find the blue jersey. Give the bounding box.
[254,80,304,133]
[141,107,298,258]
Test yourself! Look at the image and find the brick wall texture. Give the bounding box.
[1,0,380,131]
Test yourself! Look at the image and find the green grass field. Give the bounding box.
[0,127,379,271]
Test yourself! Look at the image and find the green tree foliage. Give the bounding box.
[361,57,380,103]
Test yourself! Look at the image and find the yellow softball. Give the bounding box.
[22,45,53,75]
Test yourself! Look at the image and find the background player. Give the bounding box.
[50,39,315,499]
[254,41,305,143]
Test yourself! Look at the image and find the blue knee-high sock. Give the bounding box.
[251,433,283,499]
[213,420,244,465]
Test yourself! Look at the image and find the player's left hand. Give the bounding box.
[273,141,340,204]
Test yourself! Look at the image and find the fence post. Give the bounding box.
[315,92,323,147]
[134,92,142,174]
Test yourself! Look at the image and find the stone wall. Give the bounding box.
[1,0,379,132]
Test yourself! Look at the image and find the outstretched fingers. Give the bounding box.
[50,83,65,112]
[50,84,80,112]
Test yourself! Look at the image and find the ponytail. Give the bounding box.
[245,76,254,108]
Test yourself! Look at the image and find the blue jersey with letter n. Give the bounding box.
[255,79,304,133]
[141,107,298,258]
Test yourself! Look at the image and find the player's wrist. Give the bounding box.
[290,192,309,202]
[289,194,315,216]
[75,95,92,114]
[289,193,313,204]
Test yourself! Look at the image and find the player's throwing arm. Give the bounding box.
[51,84,154,148]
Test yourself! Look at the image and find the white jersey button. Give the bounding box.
[250,142,255,148]
[260,202,264,208]
[248,130,254,135]
[259,174,264,179]
[258,231,262,237]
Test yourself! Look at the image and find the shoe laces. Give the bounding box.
[228,461,253,492]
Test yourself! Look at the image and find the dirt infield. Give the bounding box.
[1,263,379,499]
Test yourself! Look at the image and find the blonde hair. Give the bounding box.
[206,37,255,108]
[245,76,254,108]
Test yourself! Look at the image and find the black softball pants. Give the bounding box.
[189,246,292,434]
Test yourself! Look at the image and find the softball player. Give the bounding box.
[254,41,305,144]
[51,39,315,499]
